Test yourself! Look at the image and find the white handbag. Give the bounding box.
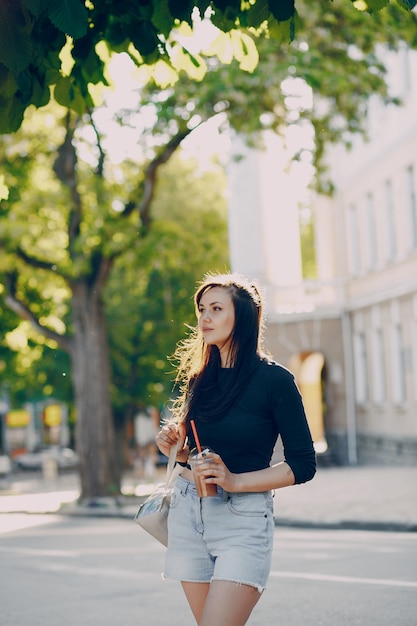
[134,444,180,546]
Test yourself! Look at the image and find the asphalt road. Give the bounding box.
[1,515,416,625]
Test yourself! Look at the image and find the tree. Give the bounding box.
[0,103,227,498]
[0,0,416,134]
[0,297,22,404]
[106,154,229,457]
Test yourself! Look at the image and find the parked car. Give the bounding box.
[13,447,79,472]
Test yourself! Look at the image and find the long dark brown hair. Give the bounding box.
[170,273,269,426]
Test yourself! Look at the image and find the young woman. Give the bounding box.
[156,273,316,626]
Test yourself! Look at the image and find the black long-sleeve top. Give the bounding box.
[186,358,316,485]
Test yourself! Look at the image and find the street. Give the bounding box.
[0,515,416,625]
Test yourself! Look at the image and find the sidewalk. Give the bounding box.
[274,464,417,532]
[1,465,416,532]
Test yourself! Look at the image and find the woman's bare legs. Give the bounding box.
[182,582,210,624]
[182,580,262,626]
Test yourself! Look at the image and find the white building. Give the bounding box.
[227,45,417,466]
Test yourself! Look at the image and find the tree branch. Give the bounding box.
[88,109,105,177]
[123,126,196,227]
[84,250,115,299]
[15,246,70,280]
[53,113,83,255]
[4,272,72,353]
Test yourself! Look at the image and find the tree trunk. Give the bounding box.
[70,279,119,500]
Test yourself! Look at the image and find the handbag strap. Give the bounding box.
[165,441,180,489]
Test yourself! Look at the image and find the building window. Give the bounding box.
[347,204,361,276]
[406,165,417,249]
[366,193,377,269]
[401,45,411,94]
[392,324,407,404]
[354,332,368,404]
[384,179,396,261]
[372,329,386,404]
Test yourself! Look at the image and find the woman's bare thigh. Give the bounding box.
[181,581,210,624]
[182,580,262,626]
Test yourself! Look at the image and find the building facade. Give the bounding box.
[228,45,417,466]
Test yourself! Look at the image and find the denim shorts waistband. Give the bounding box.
[175,474,272,500]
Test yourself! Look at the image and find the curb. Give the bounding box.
[275,518,417,533]
[1,492,416,534]
[54,501,417,533]
[1,505,415,533]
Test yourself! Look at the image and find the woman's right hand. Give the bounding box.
[155,422,187,461]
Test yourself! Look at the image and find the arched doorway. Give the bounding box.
[288,352,328,454]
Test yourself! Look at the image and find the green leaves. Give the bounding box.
[168,0,195,24]
[21,0,88,39]
[0,0,87,132]
[127,20,161,59]
[245,0,270,28]
[353,0,416,10]
[0,3,32,74]
[151,0,175,37]
[38,0,88,39]
[54,76,86,114]
[361,0,390,12]
[0,175,9,201]
[396,0,417,8]
[0,93,26,133]
[1,0,417,134]
[268,0,295,22]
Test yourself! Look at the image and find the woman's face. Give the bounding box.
[197,287,235,352]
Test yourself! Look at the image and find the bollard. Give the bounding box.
[42,454,58,480]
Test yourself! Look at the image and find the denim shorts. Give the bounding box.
[163,475,275,592]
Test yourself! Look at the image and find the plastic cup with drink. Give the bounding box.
[189,420,218,497]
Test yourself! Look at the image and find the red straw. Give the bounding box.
[190,420,202,454]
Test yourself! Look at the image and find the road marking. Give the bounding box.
[0,546,78,557]
[32,562,158,579]
[270,570,417,589]
[0,490,79,514]
[0,514,61,535]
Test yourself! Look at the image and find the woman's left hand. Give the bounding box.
[196,451,239,493]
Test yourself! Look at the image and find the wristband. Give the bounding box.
[176,460,191,469]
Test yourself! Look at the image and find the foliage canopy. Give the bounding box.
[0,0,416,133]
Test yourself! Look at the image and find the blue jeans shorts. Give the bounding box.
[163,475,275,592]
